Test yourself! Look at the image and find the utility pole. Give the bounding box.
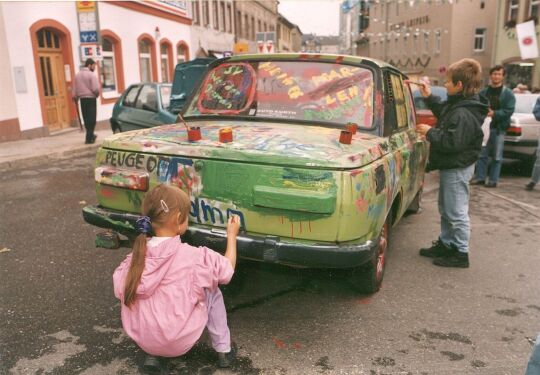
[383,0,390,62]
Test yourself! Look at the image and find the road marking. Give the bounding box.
[482,190,540,218]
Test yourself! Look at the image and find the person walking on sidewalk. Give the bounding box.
[470,65,516,188]
[415,58,488,268]
[72,58,100,144]
[525,96,540,191]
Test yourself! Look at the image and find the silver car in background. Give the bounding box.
[504,94,540,168]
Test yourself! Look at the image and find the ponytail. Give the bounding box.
[123,233,148,307]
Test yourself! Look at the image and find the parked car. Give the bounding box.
[83,54,428,294]
[503,93,540,166]
[110,82,175,132]
[110,59,214,132]
[168,57,215,114]
[411,86,447,126]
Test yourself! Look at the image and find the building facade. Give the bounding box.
[344,0,497,85]
[190,0,235,57]
[492,0,540,90]
[277,14,302,53]
[0,1,192,142]
[234,0,278,54]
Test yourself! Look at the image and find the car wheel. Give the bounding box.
[406,188,423,214]
[348,216,390,294]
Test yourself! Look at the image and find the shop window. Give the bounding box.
[101,38,118,93]
[139,38,154,82]
[160,42,172,82]
[177,43,189,64]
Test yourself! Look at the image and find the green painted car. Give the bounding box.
[83,54,428,293]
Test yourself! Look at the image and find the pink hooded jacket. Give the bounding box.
[113,236,234,357]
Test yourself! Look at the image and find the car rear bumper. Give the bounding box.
[82,205,378,268]
[503,139,538,160]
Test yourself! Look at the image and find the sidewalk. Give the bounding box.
[0,127,113,172]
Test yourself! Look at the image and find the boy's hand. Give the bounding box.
[227,215,240,237]
[487,108,494,117]
[416,123,431,137]
[418,81,431,98]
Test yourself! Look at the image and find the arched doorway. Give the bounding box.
[31,23,74,132]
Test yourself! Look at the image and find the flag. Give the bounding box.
[516,20,539,60]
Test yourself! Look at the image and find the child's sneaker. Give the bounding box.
[419,239,452,258]
[433,246,469,268]
[217,342,237,368]
[142,355,162,374]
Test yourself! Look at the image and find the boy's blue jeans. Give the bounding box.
[475,130,505,184]
[525,333,540,375]
[438,165,474,253]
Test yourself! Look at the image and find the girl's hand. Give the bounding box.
[227,215,240,237]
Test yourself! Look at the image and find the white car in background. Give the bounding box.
[504,94,540,168]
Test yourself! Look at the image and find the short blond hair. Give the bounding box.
[447,58,482,97]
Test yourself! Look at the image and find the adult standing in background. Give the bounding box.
[525,96,540,191]
[72,58,100,144]
[470,65,516,188]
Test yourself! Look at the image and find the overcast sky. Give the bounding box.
[278,0,341,36]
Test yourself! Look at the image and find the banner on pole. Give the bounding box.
[516,20,539,60]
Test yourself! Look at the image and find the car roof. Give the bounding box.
[224,53,401,74]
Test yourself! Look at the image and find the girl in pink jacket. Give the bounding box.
[113,184,240,370]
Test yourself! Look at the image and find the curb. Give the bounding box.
[0,144,100,172]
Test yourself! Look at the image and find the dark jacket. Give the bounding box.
[424,93,488,172]
[479,86,515,132]
[533,97,540,121]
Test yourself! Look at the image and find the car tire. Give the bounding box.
[348,216,391,294]
[406,188,423,214]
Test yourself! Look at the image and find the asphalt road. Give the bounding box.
[1,156,539,375]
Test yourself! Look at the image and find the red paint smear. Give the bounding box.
[350,169,362,177]
[293,342,302,349]
[355,198,368,212]
[356,297,372,305]
[272,337,287,349]
[335,56,344,63]
[100,187,116,198]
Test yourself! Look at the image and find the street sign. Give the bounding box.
[80,31,98,43]
[80,44,102,61]
[77,1,95,11]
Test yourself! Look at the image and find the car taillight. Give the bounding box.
[506,126,522,136]
[95,167,149,191]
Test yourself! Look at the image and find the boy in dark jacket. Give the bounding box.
[416,58,488,268]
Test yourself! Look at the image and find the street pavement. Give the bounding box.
[0,130,539,374]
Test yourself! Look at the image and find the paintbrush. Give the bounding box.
[404,80,426,87]
[176,113,191,131]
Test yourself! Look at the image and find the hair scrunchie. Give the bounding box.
[136,216,152,234]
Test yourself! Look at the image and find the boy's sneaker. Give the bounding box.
[526,182,536,191]
[485,182,497,188]
[217,342,237,368]
[469,179,485,186]
[433,247,469,268]
[419,239,452,258]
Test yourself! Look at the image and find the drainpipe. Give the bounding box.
[491,0,501,67]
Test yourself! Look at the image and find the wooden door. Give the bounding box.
[37,29,70,132]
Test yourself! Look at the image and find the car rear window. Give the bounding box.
[184,60,375,129]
